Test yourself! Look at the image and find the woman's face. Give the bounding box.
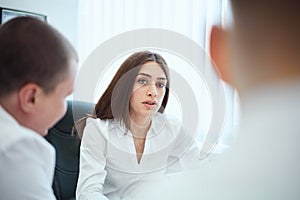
[129,61,167,120]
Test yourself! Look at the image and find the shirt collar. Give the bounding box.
[0,105,20,127]
[112,112,167,139]
[148,112,167,136]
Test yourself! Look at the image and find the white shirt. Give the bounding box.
[76,112,199,200]
[130,80,300,200]
[0,106,56,200]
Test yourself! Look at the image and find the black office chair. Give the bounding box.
[45,100,94,200]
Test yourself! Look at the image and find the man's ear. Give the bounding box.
[18,83,41,113]
[210,25,232,84]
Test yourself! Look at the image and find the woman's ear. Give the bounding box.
[18,83,40,113]
[210,25,232,85]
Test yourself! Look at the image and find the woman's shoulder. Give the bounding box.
[85,117,115,137]
[155,112,181,124]
[153,112,182,133]
[86,117,116,126]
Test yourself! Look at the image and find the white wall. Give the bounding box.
[0,0,79,51]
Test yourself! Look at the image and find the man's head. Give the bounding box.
[210,0,300,95]
[0,17,78,135]
[0,17,77,97]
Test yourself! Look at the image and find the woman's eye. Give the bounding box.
[137,79,148,84]
[156,82,166,88]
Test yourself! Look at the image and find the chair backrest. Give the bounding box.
[45,100,94,200]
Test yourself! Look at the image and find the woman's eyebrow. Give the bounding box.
[137,73,151,78]
[157,77,167,81]
[137,73,167,80]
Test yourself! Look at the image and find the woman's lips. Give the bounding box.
[142,100,157,109]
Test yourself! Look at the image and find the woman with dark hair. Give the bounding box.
[76,51,197,199]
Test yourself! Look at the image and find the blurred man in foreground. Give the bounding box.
[127,1,300,199]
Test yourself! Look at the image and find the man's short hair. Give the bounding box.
[0,16,78,98]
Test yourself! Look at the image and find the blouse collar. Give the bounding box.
[111,112,167,139]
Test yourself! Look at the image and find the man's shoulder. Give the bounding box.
[0,122,54,157]
[0,123,56,200]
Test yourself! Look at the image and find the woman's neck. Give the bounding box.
[129,115,152,138]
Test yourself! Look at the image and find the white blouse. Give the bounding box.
[76,113,199,200]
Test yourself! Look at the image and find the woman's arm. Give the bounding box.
[76,119,109,200]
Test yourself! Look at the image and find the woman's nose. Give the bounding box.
[147,83,158,97]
